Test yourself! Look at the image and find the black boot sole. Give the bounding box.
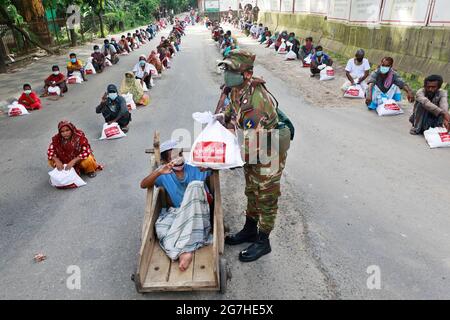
[225,235,258,246]
[238,246,272,262]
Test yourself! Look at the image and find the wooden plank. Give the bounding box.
[140,281,218,292]
[193,245,217,286]
[137,188,162,289]
[144,241,171,284]
[146,147,190,154]
[168,252,195,285]
[213,171,225,255]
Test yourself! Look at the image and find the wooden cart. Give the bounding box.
[133,132,230,293]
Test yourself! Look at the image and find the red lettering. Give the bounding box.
[193,141,226,163]
[105,126,120,138]
[439,132,450,142]
[9,108,22,116]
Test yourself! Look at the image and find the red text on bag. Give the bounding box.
[9,107,22,116]
[346,88,360,96]
[439,132,450,142]
[105,126,120,138]
[384,103,400,111]
[193,141,226,164]
[326,69,335,76]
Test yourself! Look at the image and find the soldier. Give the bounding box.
[218,50,291,262]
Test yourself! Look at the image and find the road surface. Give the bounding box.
[1,24,449,300]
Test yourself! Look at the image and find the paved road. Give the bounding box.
[1,24,449,300]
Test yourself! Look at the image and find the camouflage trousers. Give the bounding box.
[244,152,287,234]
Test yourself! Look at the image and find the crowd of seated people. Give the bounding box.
[235,21,449,135]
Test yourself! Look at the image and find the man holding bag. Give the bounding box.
[218,50,291,262]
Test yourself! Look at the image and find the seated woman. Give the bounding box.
[140,140,213,272]
[42,65,67,97]
[310,46,333,77]
[19,84,42,110]
[148,50,163,74]
[96,84,131,133]
[47,121,102,178]
[365,57,415,110]
[120,72,149,106]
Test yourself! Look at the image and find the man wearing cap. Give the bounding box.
[218,49,290,262]
[140,140,213,272]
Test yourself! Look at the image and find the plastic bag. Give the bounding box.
[99,122,127,140]
[344,84,365,99]
[424,127,450,148]
[48,166,87,189]
[319,66,335,81]
[123,93,136,111]
[269,42,276,49]
[7,101,30,117]
[142,81,149,92]
[48,85,61,96]
[303,54,312,67]
[277,42,287,54]
[285,50,297,61]
[85,61,96,75]
[67,71,83,84]
[376,99,404,116]
[188,111,245,170]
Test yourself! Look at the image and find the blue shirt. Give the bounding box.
[155,164,211,208]
[312,53,331,65]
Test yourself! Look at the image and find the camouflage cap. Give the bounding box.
[218,49,256,73]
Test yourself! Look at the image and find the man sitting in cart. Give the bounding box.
[140,139,213,271]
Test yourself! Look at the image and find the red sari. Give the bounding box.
[18,92,42,110]
[47,121,101,174]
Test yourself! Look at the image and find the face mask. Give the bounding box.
[108,92,118,100]
[380,66,391,74]
[70,58,77,63]
[24,90,32,95]
[316,51,323,57]
[53,71,59,75]
[95,49,100,53]
[172,156,185,171]
[105,44,109,48]
[224,70,244,87]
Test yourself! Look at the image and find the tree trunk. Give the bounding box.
[0,6,55,55]
[11,0,53,45]
[98,12,105,38]
[70,29,77,47]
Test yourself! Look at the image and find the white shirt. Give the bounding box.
[345,58,370,80]
[133,62,151,78]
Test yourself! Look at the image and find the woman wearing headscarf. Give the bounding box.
[148,51,163,74]
[96,84,131,132]
[47,121,102,178]
[120,72,149,106]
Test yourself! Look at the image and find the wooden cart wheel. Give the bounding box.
[219,257,228,294]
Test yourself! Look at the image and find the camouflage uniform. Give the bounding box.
[221,50,288,234]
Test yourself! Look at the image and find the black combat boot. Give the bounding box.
[238,231,271,262]
[225,216,258,245]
